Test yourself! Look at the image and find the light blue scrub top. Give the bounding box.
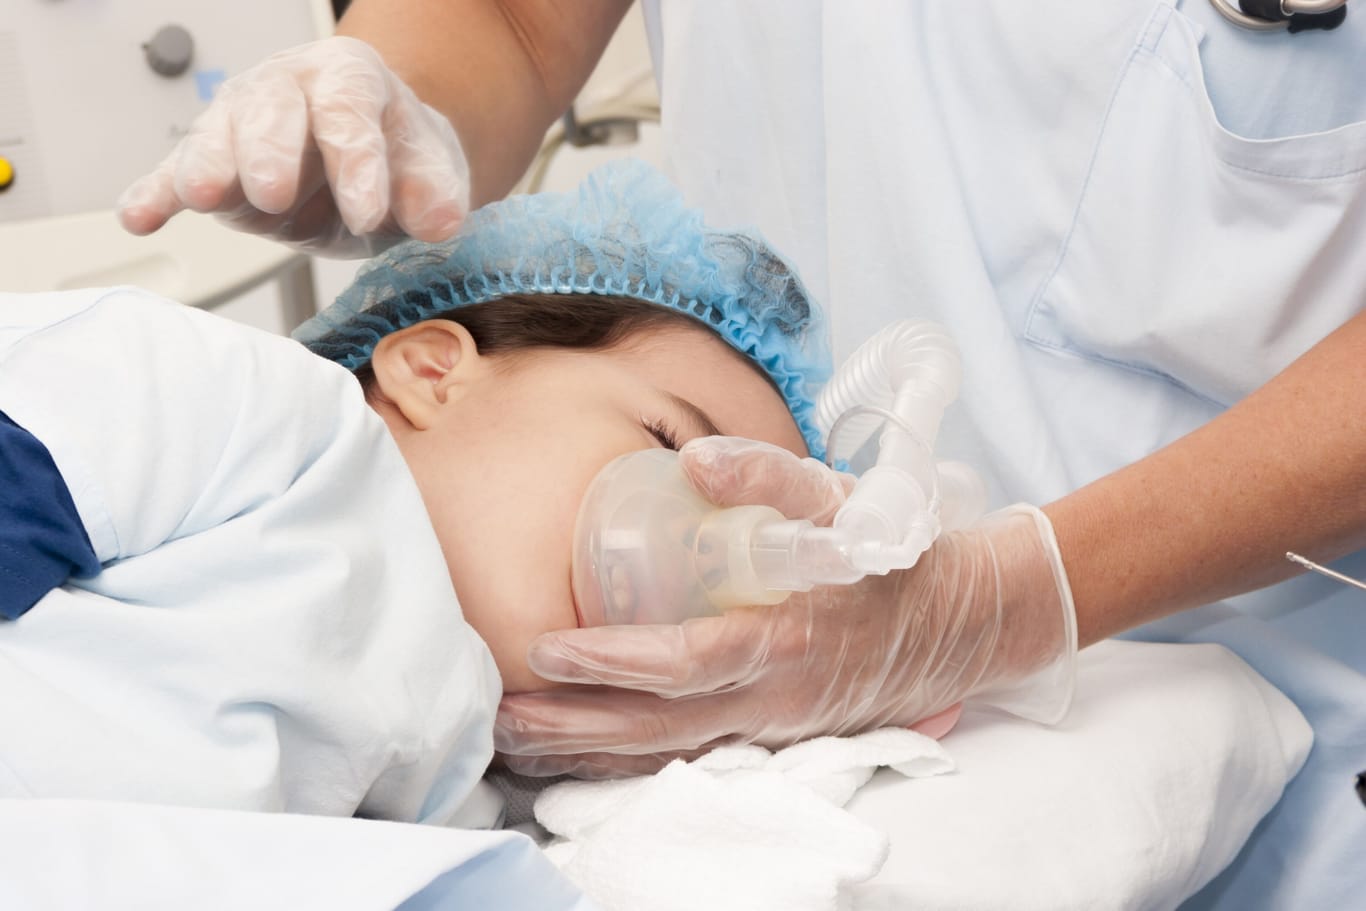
[644,1,1365,907]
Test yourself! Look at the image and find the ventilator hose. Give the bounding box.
[816,320,962,462]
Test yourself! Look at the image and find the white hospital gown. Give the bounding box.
[0,287,500,826]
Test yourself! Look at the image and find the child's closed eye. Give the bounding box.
[642,418,682,451]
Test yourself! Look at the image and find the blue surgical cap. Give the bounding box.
[294,159,832,458]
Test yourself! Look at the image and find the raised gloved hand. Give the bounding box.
[117,37,468,257]
[495,436,1077,778]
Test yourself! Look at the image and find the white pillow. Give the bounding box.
[849,640,1311,911]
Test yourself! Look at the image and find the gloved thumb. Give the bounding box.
[678,436,852,525]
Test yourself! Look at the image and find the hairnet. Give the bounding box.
[293,159,831,458]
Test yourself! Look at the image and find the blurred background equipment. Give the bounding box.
[0,0,662,334]
[0,0,332,324]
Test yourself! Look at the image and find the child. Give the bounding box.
[0,161,830,828]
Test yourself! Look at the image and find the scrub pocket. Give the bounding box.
[1024,2,1366,407]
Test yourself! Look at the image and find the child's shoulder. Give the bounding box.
[3,285,352,390]
[1,286,227,357]
[1,287,130,346]
[0,284,368,467]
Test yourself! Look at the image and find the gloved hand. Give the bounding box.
[495,436,1077,778]
[117,37,469,257]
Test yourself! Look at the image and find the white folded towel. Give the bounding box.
[535,728,954,911]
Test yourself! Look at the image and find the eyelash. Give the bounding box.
[643,418,682,451]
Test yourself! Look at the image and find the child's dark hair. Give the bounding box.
[348,292,769,392]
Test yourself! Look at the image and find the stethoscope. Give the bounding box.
[1210,0,1348,30]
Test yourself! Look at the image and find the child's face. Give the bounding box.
[367,319,808,692]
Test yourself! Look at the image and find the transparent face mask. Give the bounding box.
[571,320,990,627]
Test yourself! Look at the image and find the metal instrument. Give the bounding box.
[1284,552,1366,807]
[1285,552,1366,593]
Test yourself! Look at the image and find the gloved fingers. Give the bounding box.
[290,182,380,254]
[496,707,963,779]
[495,686,741,758]
[679,436,852,524]
[307,50,391,237]
[497,681,964,769]
[229,68,310,215]
[496,748,707,780]
[384,100,469,242]
[116,150,184,235]
[525,608,790,696]
[214,177,324,248]
[205,179,259,229]
[214,146,330,242]
[172,99,239,213]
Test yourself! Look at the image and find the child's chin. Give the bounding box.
[908,703,963,740]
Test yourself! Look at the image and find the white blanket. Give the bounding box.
[537,729,953,911]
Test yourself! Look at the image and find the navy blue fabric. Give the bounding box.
[0,410,99,619]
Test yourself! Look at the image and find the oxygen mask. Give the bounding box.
[571,320,989,626]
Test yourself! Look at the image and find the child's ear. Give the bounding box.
[369,321,487,430]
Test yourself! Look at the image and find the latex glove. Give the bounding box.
[117,37,468,258]
[495,437,1077,778]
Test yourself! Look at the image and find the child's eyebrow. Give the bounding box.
[665,392,722,439]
